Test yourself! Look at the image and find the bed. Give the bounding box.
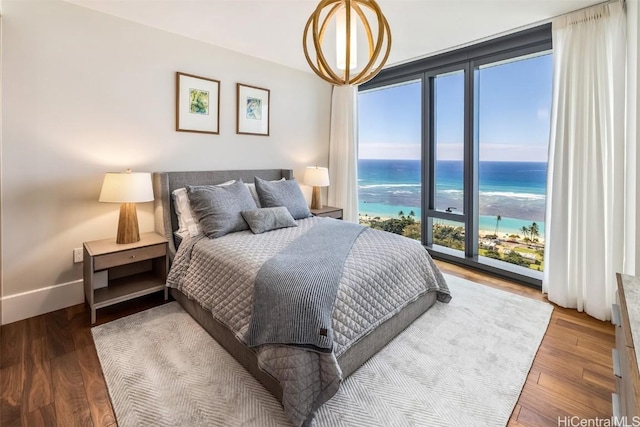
[152,169,450,426]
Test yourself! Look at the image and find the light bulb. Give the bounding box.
[336,5,357,70]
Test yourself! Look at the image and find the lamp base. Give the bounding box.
[116,203,140,244]
[311,186,323,210]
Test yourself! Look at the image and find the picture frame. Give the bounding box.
[176,72,220,134]
[236,83,270,136]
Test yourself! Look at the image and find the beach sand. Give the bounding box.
[358,213,545,245]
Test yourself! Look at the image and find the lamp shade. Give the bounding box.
[304,166,330,187]
[99,171,154,203]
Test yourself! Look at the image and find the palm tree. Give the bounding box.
[409,210,416,217]
[398,210,405,218]
[520,225,529,240]
[530,222,540,242]
[494,215,502,236]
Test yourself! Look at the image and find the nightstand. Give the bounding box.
[310,205,343,220]
[83,232,168,324]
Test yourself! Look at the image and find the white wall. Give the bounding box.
[1,0,331,323]
[628,0,640,274]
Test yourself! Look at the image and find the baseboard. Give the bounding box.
[2,279,84,325]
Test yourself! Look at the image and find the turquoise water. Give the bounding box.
[358,159,546,237]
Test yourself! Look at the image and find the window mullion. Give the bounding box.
[465,61,479,259]
[421,72,432,246]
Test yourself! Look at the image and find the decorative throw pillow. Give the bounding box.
[173,180,235,237]
[254,177,311,220]
[241,207,298,234]
[187,180,257,238]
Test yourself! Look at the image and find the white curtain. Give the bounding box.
[327,85,359,223]
[543,0,634,321]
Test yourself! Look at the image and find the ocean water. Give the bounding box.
[358,159,546,236]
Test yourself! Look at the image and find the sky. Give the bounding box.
[358,53,553,161]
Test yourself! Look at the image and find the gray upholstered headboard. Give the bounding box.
[153,169,294,259]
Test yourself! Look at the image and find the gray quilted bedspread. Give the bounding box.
[167,217,450,426]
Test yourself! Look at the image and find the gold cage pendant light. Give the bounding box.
[303,0,391,86]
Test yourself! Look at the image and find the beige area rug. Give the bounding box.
[92,274,553,427]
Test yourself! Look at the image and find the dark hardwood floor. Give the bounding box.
[440,262,616,427]
[0,260,615,426]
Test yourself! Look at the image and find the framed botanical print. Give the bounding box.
[236,83,270,136]
[176,72,220,134]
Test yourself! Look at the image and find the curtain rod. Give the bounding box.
[553,0,625,20]
[390,0,623,68]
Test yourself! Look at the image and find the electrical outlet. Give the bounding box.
[73,248,83,263]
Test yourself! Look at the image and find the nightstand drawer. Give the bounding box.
[94,244,166,270]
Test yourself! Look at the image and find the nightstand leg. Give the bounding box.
[91,308,96,325]
[164,287,168,301]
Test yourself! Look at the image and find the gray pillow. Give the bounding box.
[241,207,298,234]
[254,177,311,220]
[245,178,285,207]
[187,180,257,238]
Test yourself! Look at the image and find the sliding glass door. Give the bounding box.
[422,51,551,279]
[425,67,469,256]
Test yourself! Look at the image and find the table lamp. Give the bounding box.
[304,166,330,210]
[99,169,154,244]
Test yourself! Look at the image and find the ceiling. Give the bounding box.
[65,0,605,73]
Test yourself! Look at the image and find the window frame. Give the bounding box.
[359,24,552,288]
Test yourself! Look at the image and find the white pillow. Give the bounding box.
[173,180,235,237]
